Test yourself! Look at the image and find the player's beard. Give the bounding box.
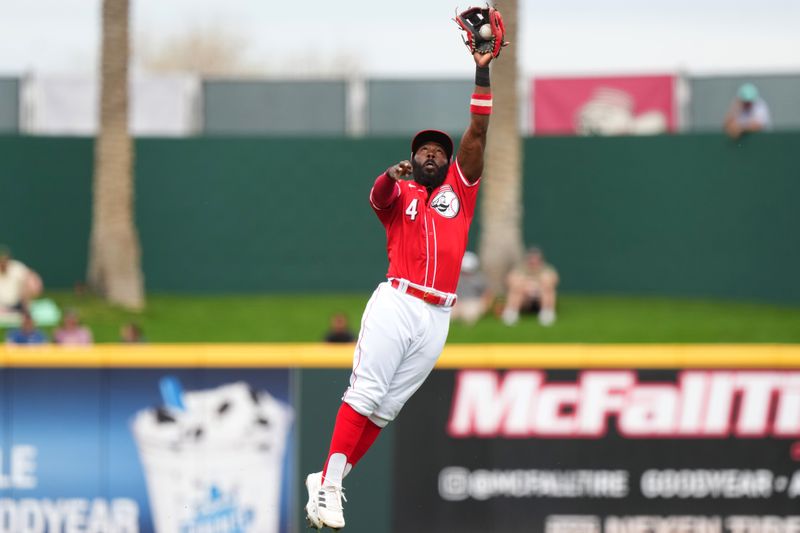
[412,159,449,190]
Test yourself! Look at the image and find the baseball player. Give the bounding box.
[305,7,507,530]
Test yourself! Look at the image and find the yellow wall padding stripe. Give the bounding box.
[2,344,800,369]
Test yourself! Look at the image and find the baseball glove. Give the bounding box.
[455,6,508,58]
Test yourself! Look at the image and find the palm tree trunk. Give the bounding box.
[87,0,145,310]
[479,0,524,293]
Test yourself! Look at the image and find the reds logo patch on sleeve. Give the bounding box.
[431,186,460,218]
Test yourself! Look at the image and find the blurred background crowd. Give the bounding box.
[1,0,798,344]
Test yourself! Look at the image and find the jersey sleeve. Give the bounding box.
[369,172,403,226]
[451,158,481,220]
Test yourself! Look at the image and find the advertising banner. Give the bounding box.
[394,369,800,533]
[0,367,294,533]
[533,75,677,135]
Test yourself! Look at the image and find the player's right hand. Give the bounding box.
[388,160,412,180]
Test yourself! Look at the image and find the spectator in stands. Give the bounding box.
[6,311,48,345]
[0,244,43,315]
[54,309,93,345]
[452,251,493,326]
[724,83,772,139]
[323,312,356,343]
[501,246,560,327]
[120,322,146,343]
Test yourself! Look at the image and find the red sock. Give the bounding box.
[349,419,382,468]
[322,402,368,485]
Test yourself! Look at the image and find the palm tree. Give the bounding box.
[87,0,145,309]
[479,0,524,293]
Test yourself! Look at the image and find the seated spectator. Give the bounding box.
[6,311,48,345]
[54,309,93,345]
[323,312,356,343]
[120,322,146,343]
[501,246,560,327]
[0,245,43,315]
[724,83,772,139]
[451,251,493,326]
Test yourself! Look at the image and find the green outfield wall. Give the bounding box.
[1,133,798,302]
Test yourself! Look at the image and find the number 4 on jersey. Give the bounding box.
[405,199,419,221]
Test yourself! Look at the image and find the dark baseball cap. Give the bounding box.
[411,130,454,161]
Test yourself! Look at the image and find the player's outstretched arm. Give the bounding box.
[371,160,411,210]
[456,52,493,184]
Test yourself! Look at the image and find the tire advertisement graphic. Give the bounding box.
[0,368,294,533]
[393,369,800,533]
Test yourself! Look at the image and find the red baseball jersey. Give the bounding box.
[370,159,480,294]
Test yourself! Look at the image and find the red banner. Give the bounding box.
[533,75,677,135]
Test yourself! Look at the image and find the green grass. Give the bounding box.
[40,291,800,343]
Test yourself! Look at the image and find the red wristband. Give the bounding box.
[470,93,493,115]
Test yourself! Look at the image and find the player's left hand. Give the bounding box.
[473,52,492,68]
[455,6,509,60]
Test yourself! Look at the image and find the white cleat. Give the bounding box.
[305,472,323,529]
[317,482,346,530]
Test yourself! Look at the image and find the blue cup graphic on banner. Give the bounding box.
[158,375,186,413]
[131,380,293,532]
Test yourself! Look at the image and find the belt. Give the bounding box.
[389,279,457,307]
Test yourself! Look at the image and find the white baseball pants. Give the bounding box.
[343,281,452,427]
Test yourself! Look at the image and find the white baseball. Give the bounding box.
[479,24,492,39]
